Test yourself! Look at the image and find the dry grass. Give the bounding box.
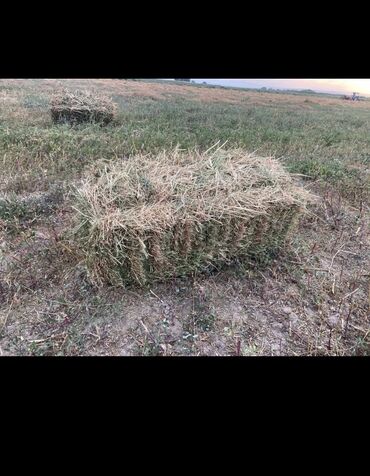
[50,89,116,124]
[73,146,313,286]
[3,79,370,111]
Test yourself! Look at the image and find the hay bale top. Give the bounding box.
[50,89,116,123]
[75,147,312,232]
[51,88,115,112]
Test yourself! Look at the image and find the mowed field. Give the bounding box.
[0,78,369,356]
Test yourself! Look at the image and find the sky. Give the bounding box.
[183,79,370,96]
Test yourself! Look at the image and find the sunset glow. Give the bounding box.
[191,79,370,96]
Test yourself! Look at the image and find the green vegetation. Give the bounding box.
[1,91,369,201]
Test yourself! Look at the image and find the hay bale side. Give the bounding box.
[50,89,116,125]
[72,148,314,286]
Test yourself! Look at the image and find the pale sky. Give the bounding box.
[181,79,370,96]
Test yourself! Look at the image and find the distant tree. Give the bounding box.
[174,79,191,82]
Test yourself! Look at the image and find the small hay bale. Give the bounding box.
[73,148,314,286]
[50,89,116,125]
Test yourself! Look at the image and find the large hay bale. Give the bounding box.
[50,89,116,124]
[73,148,313,286]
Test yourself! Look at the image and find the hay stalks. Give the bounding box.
[72,147,315,286]
[50,89,116,125]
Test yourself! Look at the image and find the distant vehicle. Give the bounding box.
[342,92,360,101]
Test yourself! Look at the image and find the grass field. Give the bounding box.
[0,79,369,356]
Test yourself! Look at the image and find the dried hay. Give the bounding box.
[73,147,314,286]
[50,89,116,124]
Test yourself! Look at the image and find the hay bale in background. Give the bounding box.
[73,147,314,286]
[50,89,116,124]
